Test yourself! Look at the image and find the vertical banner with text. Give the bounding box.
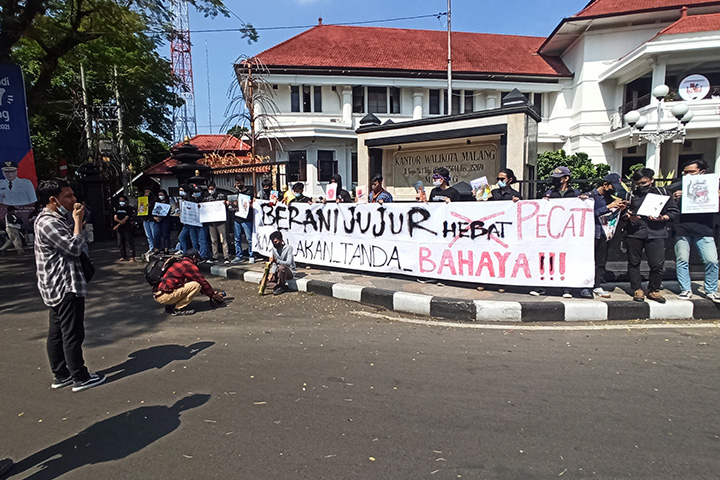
[252,199,596,288]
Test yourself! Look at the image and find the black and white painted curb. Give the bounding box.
[201,264,720,323]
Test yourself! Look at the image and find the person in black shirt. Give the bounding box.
[289,182,312,204]
[141,187,159,254]
[113,195,136,262]
[259,178,273,201]
[231,177,256,264]
[668,159,720,302]
[329,174,353,203]
[428,167,460,203]
[204,182,230,263]
[623,168,679,303]
[489,168,522,202]
[1,205,24,255]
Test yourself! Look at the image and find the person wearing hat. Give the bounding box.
[152,248,225,315]
[588,173,628,298]
[427,167,460,203]
[0,161,37,206]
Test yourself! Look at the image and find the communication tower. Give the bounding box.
[170,0,198,142]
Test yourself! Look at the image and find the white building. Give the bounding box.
[243,0,720,197]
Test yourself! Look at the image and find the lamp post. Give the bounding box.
[624,84,694,173]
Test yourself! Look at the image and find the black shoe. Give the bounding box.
[72,372,106,392]
[51,375,73,389]
[273,284,288,295]
[579,288,593,299]
[0,458,14,476]
[171,308,195,316]
[164,305,175,314]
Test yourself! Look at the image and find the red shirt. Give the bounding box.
[156,258,214,297]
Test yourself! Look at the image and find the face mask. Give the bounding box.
[552,177,563,187]
[209,189,216,195]
[433,180,442,187]
[158,195,165,201]
[193,192,202,198]
[179,191,187,197]
[636,185,651,194]
[57,204,69,216]
[119,201,126,206]
[497,180,507,188]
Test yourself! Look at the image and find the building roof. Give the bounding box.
[253,25,571,77]
[573,0,720,18]
[145,135,252,176]
[656,11,720,36]
[172,134,250,152]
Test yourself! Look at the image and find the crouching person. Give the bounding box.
[268,231,296,295]
[153,248,225,315]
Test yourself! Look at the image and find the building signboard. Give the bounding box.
[392,143,499,187]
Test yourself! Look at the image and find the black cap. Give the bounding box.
[2,161,18,170]
[602,173,624,193]
[184,248,200,259]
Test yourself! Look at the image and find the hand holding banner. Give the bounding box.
[180,200,202,227]
[326,183,338,202]
[198,200,227,223]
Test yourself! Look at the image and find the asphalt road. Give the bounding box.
[1,244,719,479]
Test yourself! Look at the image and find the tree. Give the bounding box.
[536,149,611,193]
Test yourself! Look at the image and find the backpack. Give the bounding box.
[144,257,179,287]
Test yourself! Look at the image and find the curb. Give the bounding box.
[197,263,720,323]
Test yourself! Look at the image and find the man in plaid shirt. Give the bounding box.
[153,248,224,315]
[34,179,105,392]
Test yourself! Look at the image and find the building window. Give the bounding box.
[317,150,338,182]
[352,86,364,113]
[532,92,543,117]
[287,150,307,182]
[302,85,312,112]
[313,86,322,113]
[451,89,461,115]
[464,90,474,113]
[390,87,400,114]
[368,87,387,114]
[351,152,358,184]
[429,89,440,115]
[291,86,300,112]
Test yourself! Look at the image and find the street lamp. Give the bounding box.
[623,84,693,172]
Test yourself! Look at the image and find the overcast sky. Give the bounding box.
[182,0,589,135]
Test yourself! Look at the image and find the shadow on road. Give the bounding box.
[3,394,210,480]
[97,341,215,385]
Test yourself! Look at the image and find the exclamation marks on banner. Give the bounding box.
[539,252,566,281]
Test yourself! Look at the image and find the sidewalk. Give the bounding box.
[195,258,720,323]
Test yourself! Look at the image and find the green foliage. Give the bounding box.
[537,149,611,180]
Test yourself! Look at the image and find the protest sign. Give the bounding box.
[356,185,367,203]
[682,173,719,214]
[413,181,427,202]
[198,200,227,223]
[252,198,595,288]
[179,200,202,227]
[235,194,251,219]
[636,193,669,217]
[151,202,171,217]
[326,183,338,202]
[137,196,149,216]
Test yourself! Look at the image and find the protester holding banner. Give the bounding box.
[259,178,273,200]
[141,188,160,254]
[329,174,353,203]
[204,182,230,264]
[288,182,312,204]
[428,167,460,203]
[489,168,522,202]
[368,174,393,204]
[231,177,256,264]
[669,159,720,302]
[155,189,173,253]
[623,168,679,303]
[588,173,627,298]
[0,206,24,255]
[113,195,136,262]
[177,185,197,254]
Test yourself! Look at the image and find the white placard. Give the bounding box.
[636,193,670,217]
[199,200,227,223]
[252,198,595,288]
[682,173,719,214]
[326,183,338,202]
[356,185,367,203]
[151,203,171,217]
[235,194,252,219]
[179,200,202,227]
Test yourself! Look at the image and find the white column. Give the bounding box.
[412,89,423,119]
[646,142,660,173]
[650,61,667,106]
[475,90,486,111]
[341,86,352,125]
[485,91,497,109]
[714,137,720,173]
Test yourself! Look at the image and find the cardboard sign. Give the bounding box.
[151,202,171,217]
[198,200,227,223]
[636,193,669,217]
[137,196,149,216]
[252,198,595,288]
[179,200,202,227]
[235,194,251,219]
[356,185,367,203]
[682,173,719,214]
[326,183,338,202]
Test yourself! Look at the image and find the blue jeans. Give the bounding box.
[178,225,199,253]
[158,218,172,250]
[675,235,718,293]
[199,225,211,259]
[233,221,253,257]
[143,221,158,251]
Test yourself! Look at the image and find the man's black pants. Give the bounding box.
[626,237,666,292]
[594,236,609,288]
[47,293,90,382]
[117,228,135,259]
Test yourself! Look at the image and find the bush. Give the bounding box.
[536,150,611,194]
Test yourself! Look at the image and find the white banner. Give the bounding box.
[252,199,596,288]
[179,200,202,227]
[199,200,227,223]
[682,173,719,214]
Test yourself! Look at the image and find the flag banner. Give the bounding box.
[252,198,596,288]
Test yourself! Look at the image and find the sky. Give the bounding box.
[181,0,590,135]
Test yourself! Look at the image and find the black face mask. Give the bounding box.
[551,177,563,187]
[635,185,652,194]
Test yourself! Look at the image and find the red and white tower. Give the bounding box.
[170,0,198,142]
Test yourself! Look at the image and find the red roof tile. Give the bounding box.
[146,135,252,176]
[573,0,720,18]
[172,134,251,152]
[254,25,570,77]
[657,12,720,35]
[145,158,178,176]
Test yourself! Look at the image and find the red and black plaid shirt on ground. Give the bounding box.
[155,258,214,297]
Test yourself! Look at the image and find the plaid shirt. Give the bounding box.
[155,258,214,297]
[34,208,86,307]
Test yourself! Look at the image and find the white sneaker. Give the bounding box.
[593,287,611,298]
[677,290,693,300]
[248,257,256,264]
[562,290,572,299]
[707,292,720,303]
